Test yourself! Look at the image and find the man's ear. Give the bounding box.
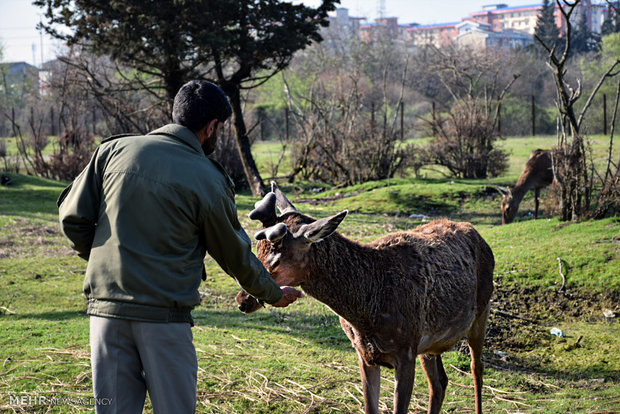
[197,119,219,145]
[206,119,218,137]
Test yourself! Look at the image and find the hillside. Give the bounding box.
[0,152,618,412]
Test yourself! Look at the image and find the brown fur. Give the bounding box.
[240,211,494,414]
[500,149,553,224]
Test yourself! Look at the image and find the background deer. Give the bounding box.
[236,182,495,414]
[498,149,553,224]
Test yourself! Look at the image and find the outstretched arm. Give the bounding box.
[270,286,304,308]
[201,183,300,306]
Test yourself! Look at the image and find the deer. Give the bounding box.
[498,149,553,224]
[236,182,495,414]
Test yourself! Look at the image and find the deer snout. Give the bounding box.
[235,290,263,314]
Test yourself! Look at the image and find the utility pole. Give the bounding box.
[377,0,386,19]
[39,17,44,68]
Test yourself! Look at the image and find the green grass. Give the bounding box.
[483,217,620,292]
[1,136,619,413]
[252,140,292,180]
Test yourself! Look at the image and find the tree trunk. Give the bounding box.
[227,87,266,197]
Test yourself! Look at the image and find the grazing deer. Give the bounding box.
[236,182,495,414]
[498,149,553,224]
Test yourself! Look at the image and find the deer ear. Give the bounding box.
[294,210,348,243]
[497,186,511,197]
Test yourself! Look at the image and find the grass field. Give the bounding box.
[0,135,618,413]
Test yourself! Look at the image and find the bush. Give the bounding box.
[36,127,95,181]
[423,98,509,179]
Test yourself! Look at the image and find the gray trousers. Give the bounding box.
[89,316,197,414]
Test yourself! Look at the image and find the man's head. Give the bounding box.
[172,80,232,133]
[173,80,232,156]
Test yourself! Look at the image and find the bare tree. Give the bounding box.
[536,0,620,220]
[417,46,518,179]
[284,37,416,186]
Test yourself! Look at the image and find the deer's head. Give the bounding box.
[235,182,347,313]
[497,187,516,224]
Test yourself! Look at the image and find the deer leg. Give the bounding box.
[393,351,416,414]
[419,354,448,414]
[534,187,540,219]
[359,356,381,414]
[467,306,490,414]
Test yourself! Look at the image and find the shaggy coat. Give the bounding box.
[257,215,493,362]
[239,194,494,414]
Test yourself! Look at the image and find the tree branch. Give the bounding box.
[577,59,620,129]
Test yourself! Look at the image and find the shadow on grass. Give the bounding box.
[193,308,351,351]
[0,174,65,218]
[385,192,456,217]
[3,310,87,321]
[487,350,620,384]
[194,307,620,384]
[448,211,503,226]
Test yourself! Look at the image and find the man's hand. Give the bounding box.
[271,286,304,308]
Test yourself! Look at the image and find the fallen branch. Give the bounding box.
[0,366,18,378]
[3,351,25,368]
[346,386,363,406]
[557,257,567,293]
[448,364,471,377]
[1,333,35,346]
[0,306,15,315]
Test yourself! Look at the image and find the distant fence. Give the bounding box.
[1,94,614,141]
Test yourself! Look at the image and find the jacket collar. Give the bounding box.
[148,124,204,155]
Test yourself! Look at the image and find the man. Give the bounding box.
[57,80,302,413]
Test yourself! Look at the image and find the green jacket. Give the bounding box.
[58,124,282,323]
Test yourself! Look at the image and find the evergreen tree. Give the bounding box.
[534,0,561,55]
[601,1,620,35]
[571,9,601,55]
[34,0,337,196]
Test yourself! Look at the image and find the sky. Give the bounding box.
[0,0,543,67]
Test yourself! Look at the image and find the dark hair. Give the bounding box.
[172,80,232,133]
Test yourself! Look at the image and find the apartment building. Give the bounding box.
[364,17,400,39]
[456,20,533,49]
[465,3,541,34]
[325,2,606,50]
[466,2,604,35]
[405,22,460,48]
[326,8,366,37]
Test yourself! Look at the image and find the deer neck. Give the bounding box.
[301,235,380,329]
[511,174,534,206]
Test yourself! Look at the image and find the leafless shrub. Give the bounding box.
[536,0,620,221]
[418,46,517,179]
[286,58,415,186]
[423,97,509,178]
[49,127,95,181]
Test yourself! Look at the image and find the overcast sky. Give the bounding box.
[0,0,542,66]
